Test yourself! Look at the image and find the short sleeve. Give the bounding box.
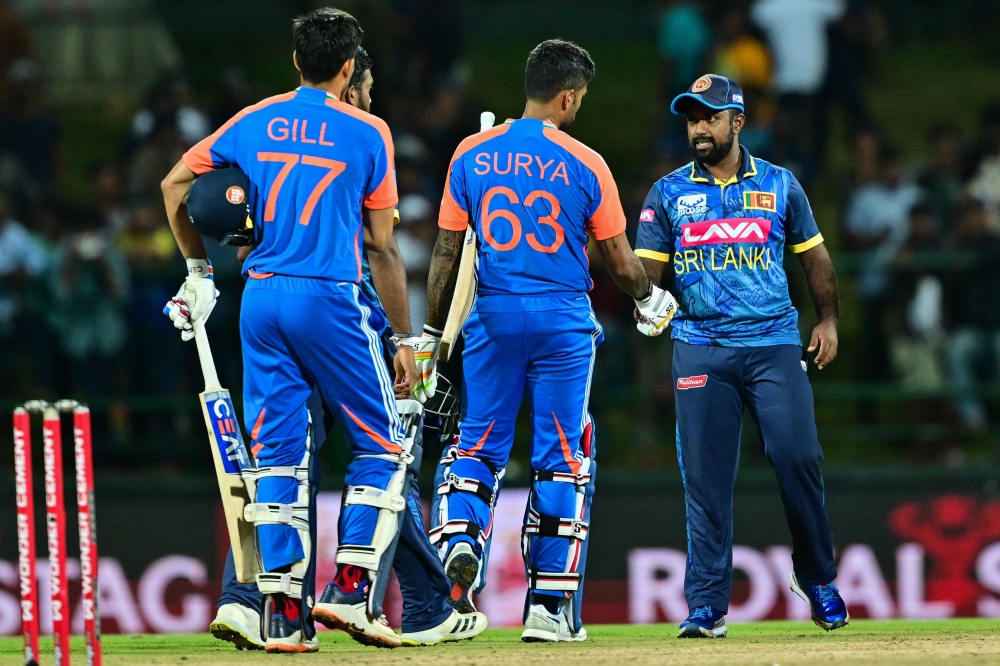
[584,159,627,241]
[363,122,398,210]
[183,123,239,175]
[786,174,823,253]
[635,185,673,262]
[438,154,469,231]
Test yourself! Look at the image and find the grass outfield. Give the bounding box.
[2,621,1000,666]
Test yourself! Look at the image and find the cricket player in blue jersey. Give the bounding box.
[160,9,468,653]
[635,74,847,638]
[414,40,677,643]
[178,47,485,652]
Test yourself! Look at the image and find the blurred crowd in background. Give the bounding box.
[2,0,1000,470]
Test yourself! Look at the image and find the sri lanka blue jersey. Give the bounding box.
[439,118,626,296]
[635,147,823,347]
[183,86,397,283]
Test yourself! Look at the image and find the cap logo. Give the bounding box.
[732,94,744,104]
[692,76,712,93]
[226,186,245,205]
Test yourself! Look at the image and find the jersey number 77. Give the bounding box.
[258,151,346,226]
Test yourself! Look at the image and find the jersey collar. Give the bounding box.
[505,118,558,130]
[689,145,758,185]
[295,86,339,103]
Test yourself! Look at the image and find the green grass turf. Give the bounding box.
[3,620,1000,665]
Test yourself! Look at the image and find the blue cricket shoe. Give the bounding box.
[678,605,727,638]
[790,573,850,631]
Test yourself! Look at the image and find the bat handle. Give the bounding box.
[480,111,495,132]
[193,319,221,391]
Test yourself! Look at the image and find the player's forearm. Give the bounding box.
[424,228,464,331]
[799,243,840,323]
[639,257,667,288]
[161,160,207,260]
[368,237,413,334]
[598,234,651,300]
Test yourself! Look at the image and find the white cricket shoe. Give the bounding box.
[210,603,265,650]
[312,582,402,648]
[521,603,588,643]
[401,609,488,646]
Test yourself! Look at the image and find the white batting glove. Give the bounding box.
[410,326,442,403]
[635,283,678,337]
[163,259,219,342]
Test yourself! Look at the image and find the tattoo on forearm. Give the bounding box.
[425,229,465,330]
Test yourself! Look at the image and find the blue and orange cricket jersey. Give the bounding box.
[183,86,397,282]
[439,118,625,295]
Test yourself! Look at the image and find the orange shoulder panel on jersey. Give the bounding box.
[326,98,398,210]
[542,127,626,241]
[182,92,296,175]
[438,124,511,231]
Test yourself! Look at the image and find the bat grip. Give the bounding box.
[193,319,221,391]
[480,111,495,132]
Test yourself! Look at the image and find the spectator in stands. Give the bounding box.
[751,0,845,182]
[90,161,129,234]
[889,204,944,390]
[127,115,187,200]
[130,71,209,149]
[967,121,1000,230]
[943,200,1000,430]
[961,103,1000,181]
[818,0,884,161]
[395,193,435,334]
[844,145,921,381]
[0,0,32,106]
[918,123,964,236]
[655,0,712,157]
[0,59,63,198]
[0,189,47,396]
[707,6,774,156]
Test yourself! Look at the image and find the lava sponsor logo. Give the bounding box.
[639,208,656,223]
[677,194,708,216]
[744,191,777,212]
[676,375,708,390]
[680,218,771,247]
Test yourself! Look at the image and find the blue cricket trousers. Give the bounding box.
[673,341,836,613]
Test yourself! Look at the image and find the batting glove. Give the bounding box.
[635,283,678,337]
[163,259,219,341]
[410,326,442,403]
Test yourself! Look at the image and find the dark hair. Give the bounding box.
[292,8,363,85]
[524,39,595,102]
[348,46,373,91]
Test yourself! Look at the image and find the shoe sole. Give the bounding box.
[789,574,851,632]
[521,627,588,643]
[265,642,319,654]
[210,621,265,651]
[446,553,479,613]
[677,625,727,639]
[312,606,401,649]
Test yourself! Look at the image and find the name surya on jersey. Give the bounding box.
[472,151,571,184]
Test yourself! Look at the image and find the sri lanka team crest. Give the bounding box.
[691,76,712,92]
[744,191,776,212]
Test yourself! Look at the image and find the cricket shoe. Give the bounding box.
[678,605,727,638]
[401,609,488,646]
[445,542,480,613]
[790,573,850,631]
[312,582,401,648]
[263,594,319,654]
[210,603,265,650]
[521,603,588,643]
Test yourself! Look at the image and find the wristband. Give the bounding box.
[186,258,213,279]
[423,325,443,339]
[390,332,413,344]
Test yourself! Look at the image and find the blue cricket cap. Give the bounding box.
[670,74,745,115]
[187,167,252,244]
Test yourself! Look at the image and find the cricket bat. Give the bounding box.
[193,319,261,584]
[438,111,494,362]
